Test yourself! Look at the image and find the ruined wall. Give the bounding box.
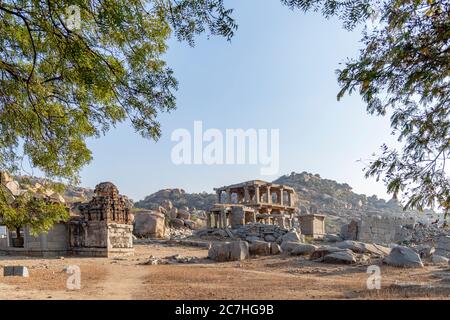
[108,224,133,249]
[356,215,416,244]
[25,223,68,251]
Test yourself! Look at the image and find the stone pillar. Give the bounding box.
[279,188,284,206]
[217,190,222,204]
[218,212,223,228]
[288,191,292,207]
[267,186,272,204]
[207,212,212,228]
[222,209,228,228]
[244,187,250,203]
[255,187,260,204]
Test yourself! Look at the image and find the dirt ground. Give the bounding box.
[0,243,449,300]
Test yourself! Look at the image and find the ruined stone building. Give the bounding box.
[207,180,298,229]
[0,181,134,257]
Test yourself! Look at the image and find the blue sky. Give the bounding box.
[78,0,399,201]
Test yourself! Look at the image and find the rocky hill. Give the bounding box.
[134,171,438,233]
[134,188,216,212]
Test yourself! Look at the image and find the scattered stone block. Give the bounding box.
[3,266,29,277]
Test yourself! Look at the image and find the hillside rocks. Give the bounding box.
[383,246,424,268]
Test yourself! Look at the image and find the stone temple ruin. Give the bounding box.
[0,179,134,257]
[207,180,298,229]
[68,182,134,256]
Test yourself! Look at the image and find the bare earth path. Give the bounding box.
[0,244,449,299]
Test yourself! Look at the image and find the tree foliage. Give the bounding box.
[0,186,69,238]
[0,0,236,182]
[284,0,449,216]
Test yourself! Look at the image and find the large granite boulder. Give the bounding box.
[291,244,318,256]
[208,241,249,262]
[310,246,347,261]
[323,250,357,264]
[133,211,166,238]
[431,255,449,265]
[280,241,303,253]
[335,240,391,257]
[383,246,424,268]
[280,230,301,243]
[249,240,271,256]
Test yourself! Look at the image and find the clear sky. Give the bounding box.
[77,0,399,202]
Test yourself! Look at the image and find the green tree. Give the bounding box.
[0,186,69,243]
[282,0,449,218]
[0,0,236,183]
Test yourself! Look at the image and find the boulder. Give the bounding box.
[209,241,249,262]
[310,246,346,261]
[324,234,343,243]
[161,199,173,211]
[323,250,357,264]
[291,244,318,256]
[270,243,282,255]
[431,255,449,265]
[280,230,301,243]
[383,246,424,268]
[335,240,391,257]
[178,209,190,220]
[158,206,167,215]
[167,208,178,219]
[246,236,261,243]
[133,211,165,238]
[208,243,231,262]
[249,241,271,256]
[415,244,435,258]
[229,241,250,261]
[264,235,277,242]
[184,220,196,230]
[280,241,302,253]
[170,218,185,229]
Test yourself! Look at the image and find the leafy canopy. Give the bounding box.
[0,186,69,236]
[284,0,449,214]
[0,0,236,183]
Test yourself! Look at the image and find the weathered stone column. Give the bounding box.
[222,209,228,228]
[267,186,272,204]
[244,187,250,203]
[216,190,222,204]
[279,188,284,205]
[218,212,223,228]
[288,191,292,207]
[207,212,212,228]
[255,186,260,204]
